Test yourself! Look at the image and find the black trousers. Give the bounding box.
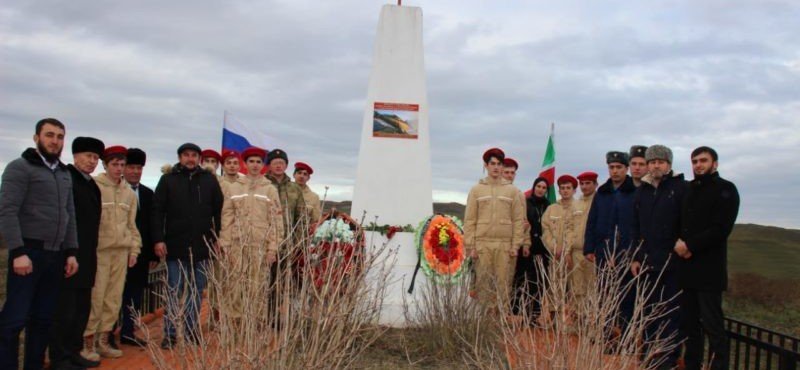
[681,289,729,370]
[0,248,64,370]
[48,287,91,365]
[511,252,549,320]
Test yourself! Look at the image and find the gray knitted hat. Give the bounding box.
[645,144,673,163]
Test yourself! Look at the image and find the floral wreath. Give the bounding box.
[410,214,468,288]
[301,212,364,292]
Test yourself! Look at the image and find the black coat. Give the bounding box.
[152,164,223,261]
[126,183,157,288]
[632,172,688,271]
[678,172,740,291]
[63,164,101,289]
[526,195,550,255]
[584,176,637,263]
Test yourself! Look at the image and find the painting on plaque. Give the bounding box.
[372,102,419,139]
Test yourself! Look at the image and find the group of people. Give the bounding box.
[464,143,740,370]
[0,118,322,370]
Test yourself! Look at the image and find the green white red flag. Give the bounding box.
[539,123,556,203]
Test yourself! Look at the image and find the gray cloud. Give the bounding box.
[1,0,798,228]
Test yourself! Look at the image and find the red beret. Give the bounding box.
[577,171,598,182]
[221,149,240,161]
[201,149,221,161]
[557,174,578,188]
[103,145,127,159]
[482,147,505,163]
[294,162,314,175]
[503,158,519,169]
[241,147,267,161]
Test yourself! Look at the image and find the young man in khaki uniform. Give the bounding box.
[201,149,222,175]
[464,148,527,312]
[83,146,141,359]
[293,162,322,224]
[573,172,599,317]
[219,149,242,189]
[218,147,283,319]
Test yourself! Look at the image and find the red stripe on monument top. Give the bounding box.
[374,102,419,111]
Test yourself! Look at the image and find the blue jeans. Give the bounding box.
[0,248,64,370]
[164,259,208,339]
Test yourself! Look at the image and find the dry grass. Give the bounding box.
[139,213,393,369]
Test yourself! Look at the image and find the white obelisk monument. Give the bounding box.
[352,4,432,326]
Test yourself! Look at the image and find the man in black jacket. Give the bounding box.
[111,148,157,347]
[631,144,687,370]
[676,146,739,370]
[152,143,223,349]
[0,119,79,370]
[48,137,105,370]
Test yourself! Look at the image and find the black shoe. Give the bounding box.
[120,335,148,346]
[52,359,87,370]
[107,333,119,350]
[70,355,101,368]
[160,336,176,349]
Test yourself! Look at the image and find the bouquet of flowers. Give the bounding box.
[313,218,356,244]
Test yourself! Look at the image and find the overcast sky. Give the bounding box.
[1,1,798,228]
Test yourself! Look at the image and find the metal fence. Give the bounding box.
[141,263,167,316]
[724,318,800,370]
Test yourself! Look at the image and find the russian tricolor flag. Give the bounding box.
[221,111,274,173]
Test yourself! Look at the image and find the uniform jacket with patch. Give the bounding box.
[95,173,141,256]
[542,198,588,254]
[300,185,322,224]
[463,176,526,253]
[220,176,284,253]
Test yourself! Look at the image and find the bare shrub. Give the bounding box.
[403,270,507,368]
[501,243,682,370]
[137,211,393,369]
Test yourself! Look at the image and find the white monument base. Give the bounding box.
[364,231,432,327]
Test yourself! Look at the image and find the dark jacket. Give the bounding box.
[152,164,223,261]
[526,195,550,255]
[632,172,688,271]
[126,183,157,287]
[0,148,78,258]
[583,176,637,264]
[678,172,739,291]
[62,165,102,289]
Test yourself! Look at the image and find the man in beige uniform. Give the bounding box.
[218,147,283,320]
[219,149,242,188]
[83,146,141,359]
[201,149,222,175]
[293,162,322,223]
[541,175,585,325]
[210,149,241,321]
[573,172,598,317]
[464,148,527,311]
